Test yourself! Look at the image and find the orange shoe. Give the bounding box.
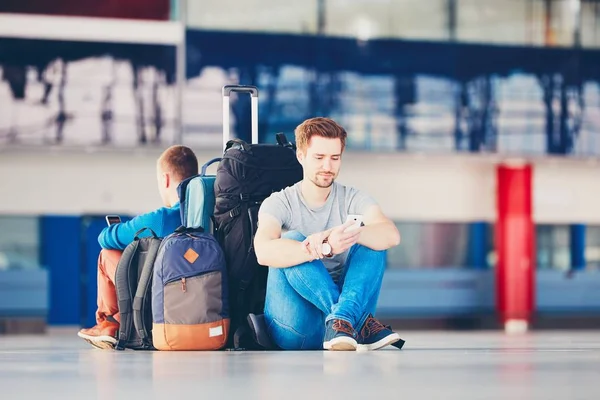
[77,320,119,350]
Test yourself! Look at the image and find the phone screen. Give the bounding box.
[105,215,121,226]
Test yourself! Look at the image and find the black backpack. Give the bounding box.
[114,228,161,350]
[213,134,303,349]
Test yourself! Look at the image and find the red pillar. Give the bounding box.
[496,162,535,333]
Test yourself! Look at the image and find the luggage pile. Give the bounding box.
[113,85,302,351]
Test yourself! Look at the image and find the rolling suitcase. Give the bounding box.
[177,86,288,234]
[214,85,303,349]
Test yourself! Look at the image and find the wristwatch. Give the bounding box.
[322,238,334,258]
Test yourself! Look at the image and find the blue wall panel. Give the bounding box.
[40,216,82,325]
[570,224,586,271]
[468,222,488,269]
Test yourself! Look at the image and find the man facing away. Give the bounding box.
[254,117,402,351]
[77,145,198,349]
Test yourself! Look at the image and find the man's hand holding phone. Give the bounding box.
[327,216,363,255]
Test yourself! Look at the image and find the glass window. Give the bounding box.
[183,0,588,47]
[325,0,449,41]
[581,0,600,48]
[586,225,600,270]
[389,222,600,272]
[536,224,571,270]
[185,0,449,40]
[457,0,538,45]
[0,216,42,270]
[456,0,584,47]
[387,221,491,269]
[186,0,318,34]
[544,0,580,47]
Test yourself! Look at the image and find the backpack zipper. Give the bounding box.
[181,277,187,292]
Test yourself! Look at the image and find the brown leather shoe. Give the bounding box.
[77,320,119,350]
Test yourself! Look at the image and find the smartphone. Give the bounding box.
[345,214,363,232]
[105,215,121,226]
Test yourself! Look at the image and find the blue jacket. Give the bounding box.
[98,202,181,250]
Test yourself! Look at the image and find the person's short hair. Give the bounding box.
[158,145,198,182]
[294,117,347,153]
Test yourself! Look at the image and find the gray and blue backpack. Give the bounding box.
[151,168,229,351]
[151,223,229,351]
[114,167,229,351]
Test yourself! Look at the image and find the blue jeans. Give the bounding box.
[264,231,386,350]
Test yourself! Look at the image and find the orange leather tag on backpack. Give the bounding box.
[183,248,199,264]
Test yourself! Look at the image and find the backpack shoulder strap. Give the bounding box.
[132,237,162,348]
[238,205,259,291]
[114,241,140,351]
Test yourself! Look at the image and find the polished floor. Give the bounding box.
[1,329,599,400]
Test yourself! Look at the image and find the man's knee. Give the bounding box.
[282,231,306,242]
[352,244,386,262]
[99,249,122,264]
[98,249,123,280]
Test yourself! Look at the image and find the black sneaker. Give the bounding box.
[357,315,404,351]
[323,319,358,351]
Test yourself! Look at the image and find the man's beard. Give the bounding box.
[311,173,335,188]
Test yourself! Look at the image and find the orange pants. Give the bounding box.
[96,249,123,324]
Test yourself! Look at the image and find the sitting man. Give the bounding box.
[254,117,402,351]
[77,145,198,349]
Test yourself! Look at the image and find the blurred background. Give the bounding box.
[0,0,599,333]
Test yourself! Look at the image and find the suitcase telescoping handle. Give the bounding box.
[222,85,259,149]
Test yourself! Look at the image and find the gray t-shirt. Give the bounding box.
[259,181,377,283]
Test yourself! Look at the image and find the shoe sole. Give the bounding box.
[77,332,117,350]
[323,336,357,351]
[357,332,402,352]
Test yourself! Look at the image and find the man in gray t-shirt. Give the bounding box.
[254,117,403,352]
[260,180,377,284]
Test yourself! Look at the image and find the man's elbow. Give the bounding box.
[256,252,268,267]
[391,232,401,247]
[97,233,108,249]
[254,241,269,267]
[389,226,401,247]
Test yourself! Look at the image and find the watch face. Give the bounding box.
[322,242,332,255]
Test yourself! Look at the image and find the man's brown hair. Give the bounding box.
[158,145,198,182]
[295,117,347,153]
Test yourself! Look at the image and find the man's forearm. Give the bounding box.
[357,222,401,250]
[256,238,315,268]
